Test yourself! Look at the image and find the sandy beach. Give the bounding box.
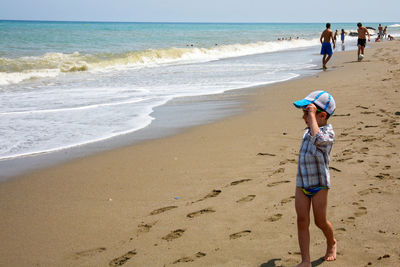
[1,40,399,267]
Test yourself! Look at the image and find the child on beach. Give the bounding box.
[340,29,346,51]
[293,91,337,267]
[340,29,345,45]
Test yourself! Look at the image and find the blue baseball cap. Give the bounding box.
[293,90,336,115]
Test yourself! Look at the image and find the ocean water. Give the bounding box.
[1,21,399,161]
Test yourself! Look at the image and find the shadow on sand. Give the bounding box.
[259,257,325,267]
[344,60,371,64]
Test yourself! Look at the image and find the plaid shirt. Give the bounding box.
[297,124,334,189]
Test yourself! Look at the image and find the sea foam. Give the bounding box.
[0,38,320,85]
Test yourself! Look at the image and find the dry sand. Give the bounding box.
[0,40,399,267]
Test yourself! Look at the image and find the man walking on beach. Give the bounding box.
[320,23,335,70]
[357,22,370,61]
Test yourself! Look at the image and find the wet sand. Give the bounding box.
[0,40,399,266]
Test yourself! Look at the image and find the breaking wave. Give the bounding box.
[0,38,320,85]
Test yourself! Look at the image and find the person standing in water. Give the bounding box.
[340,29,345,44]
[340,29,345,50]
[378,24,383,38]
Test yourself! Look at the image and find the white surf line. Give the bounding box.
[0,97,150,116]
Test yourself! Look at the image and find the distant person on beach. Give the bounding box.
[320,23,336,70]
[334,29,338,42]
[383,26,387,38]
[357,22,371,61]
[340,29,345,44]
[293,91,337,267]
[340,29,345,51]
[378,24,383,37]
[388,34,395,40]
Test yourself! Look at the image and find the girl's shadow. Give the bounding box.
[259,257,325,267]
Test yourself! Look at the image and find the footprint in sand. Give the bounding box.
[266,213,283,222]
[109,250,137,267]
[229,230,251,239]
[375,173,393,179]
[362,136,377,142]
[336,227,346,232]
[356,105,370,110]
[377,254,391,260]
[336,156,353,162]
[279,159,296,165]
[162,229,185,241]
[342,148,354,155]
[280,196,295,205]
[272,168,285,174]
[137,221,157,234]
[74,247,106,259]
[230,179,252,186]
[345,216,356,223]
[334,113,351,117]
[173,252,206,264]
[329,166,342,172]
[187,208,216,218]
[236,195,256,203]
[193,189,221,203]
[267,180,290,187]
[257,152,276,156]
[279,257,300,266]
[150,206,178,215]
[354,207,368,217]
[360,111,375,115]
[358,188,382,196]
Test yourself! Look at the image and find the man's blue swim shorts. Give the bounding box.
[320,42,333,55]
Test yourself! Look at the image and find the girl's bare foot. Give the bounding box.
[325,239,337,261]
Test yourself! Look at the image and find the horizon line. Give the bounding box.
[1,19,397,24]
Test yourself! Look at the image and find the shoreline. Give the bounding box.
[0,46,322,180]
[0,78,295,180]
[1,40,399,266]
[0,89,247,179]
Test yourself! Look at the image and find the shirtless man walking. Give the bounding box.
[320,23,335,70]
[357,22,371,61]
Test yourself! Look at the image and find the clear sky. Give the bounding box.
[1,0,399,23]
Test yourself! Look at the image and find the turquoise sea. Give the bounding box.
[1,21,399,163]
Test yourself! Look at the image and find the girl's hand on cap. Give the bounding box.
[305,104,317,115]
